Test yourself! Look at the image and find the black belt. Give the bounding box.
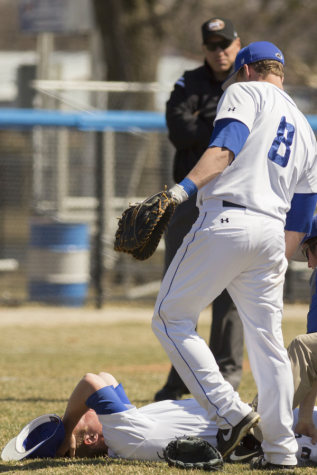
[223,200,246,209]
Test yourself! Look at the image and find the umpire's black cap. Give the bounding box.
[201,18,238,44]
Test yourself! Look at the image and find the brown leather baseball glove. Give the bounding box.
[114,190,177,261]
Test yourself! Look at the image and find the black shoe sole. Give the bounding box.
[250,455,297,470]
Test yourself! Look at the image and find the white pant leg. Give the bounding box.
[227,213,297,465]
[152,210,256,429]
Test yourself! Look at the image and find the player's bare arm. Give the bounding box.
[285,231,306,261]
[169,145,234,205]
[97,372,119,388]
[187,146,234,190]
[57,373,106,457]
[294,381,317,444]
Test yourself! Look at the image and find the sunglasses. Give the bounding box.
[205,39,233,51]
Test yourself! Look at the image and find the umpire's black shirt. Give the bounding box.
[166,60,229,184]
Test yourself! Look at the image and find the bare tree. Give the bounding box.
[92,0,317,110]
[92,0,201,109]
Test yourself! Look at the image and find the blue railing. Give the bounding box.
[0,109,167,131]
[0,109,317,133]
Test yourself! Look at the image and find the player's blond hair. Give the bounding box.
[74,427,91,458]
[249,59,284,79]
[74,427,107,458]
[304,237,317,257]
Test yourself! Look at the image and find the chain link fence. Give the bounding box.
[0,81,316,307]
[0,108,174,307]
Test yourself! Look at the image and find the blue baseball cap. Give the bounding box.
[1,414,65,461]
[292,215,317,262]
[222,41,284,91]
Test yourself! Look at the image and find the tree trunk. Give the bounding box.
[92,0,163,110]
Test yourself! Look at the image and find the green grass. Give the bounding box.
[0,313,309,474]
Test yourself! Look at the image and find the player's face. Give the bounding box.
[203,35,241,81]
[75,409,103,435]
[302,242,317,269]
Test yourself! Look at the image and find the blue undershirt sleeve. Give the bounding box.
[285,193,317,233]
[307,292,317,334]
[114,383,131,405]
[178,177,198,197]
[85,386,129,415]
[307,270,317,334]
[208,118,250,159]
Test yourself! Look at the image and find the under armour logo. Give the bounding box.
[228,107,236,112]
[221,218,229,223]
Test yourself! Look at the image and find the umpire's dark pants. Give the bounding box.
[163,195,244,391]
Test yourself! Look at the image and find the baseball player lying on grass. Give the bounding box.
[43,371,317,465]
[2,369,317,465]
[5,370,314,464]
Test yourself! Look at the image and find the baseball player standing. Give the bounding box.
[152,41,317,469]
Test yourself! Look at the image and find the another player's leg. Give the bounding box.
[227,215,298,467]
[152,208,260,456]
[210,290,244,391]
[155,196,198,401]
[287,333,317,410]
[230,334,317,464]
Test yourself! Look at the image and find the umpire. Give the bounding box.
[155,18,243,401]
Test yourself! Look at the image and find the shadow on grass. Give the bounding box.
[133,399,153,404]
[0,398,68,403]
[0,398,152,405]
[0,457,157,473]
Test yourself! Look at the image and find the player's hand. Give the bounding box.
[169,184,189,205]
[294,420,317,445]
[56,433,77,457]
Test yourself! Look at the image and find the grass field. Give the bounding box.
[0,303,314,474]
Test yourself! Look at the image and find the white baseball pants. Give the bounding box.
[152,202,298,465]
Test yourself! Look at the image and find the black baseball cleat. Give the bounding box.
[226,434,263,463]
[250,455,297,470]
[217,410,260,459]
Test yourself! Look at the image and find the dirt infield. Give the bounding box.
[0,302,308,327]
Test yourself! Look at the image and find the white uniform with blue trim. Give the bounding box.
[101,398,217,460]
[88,387,317,464]
[152,82,317,465]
